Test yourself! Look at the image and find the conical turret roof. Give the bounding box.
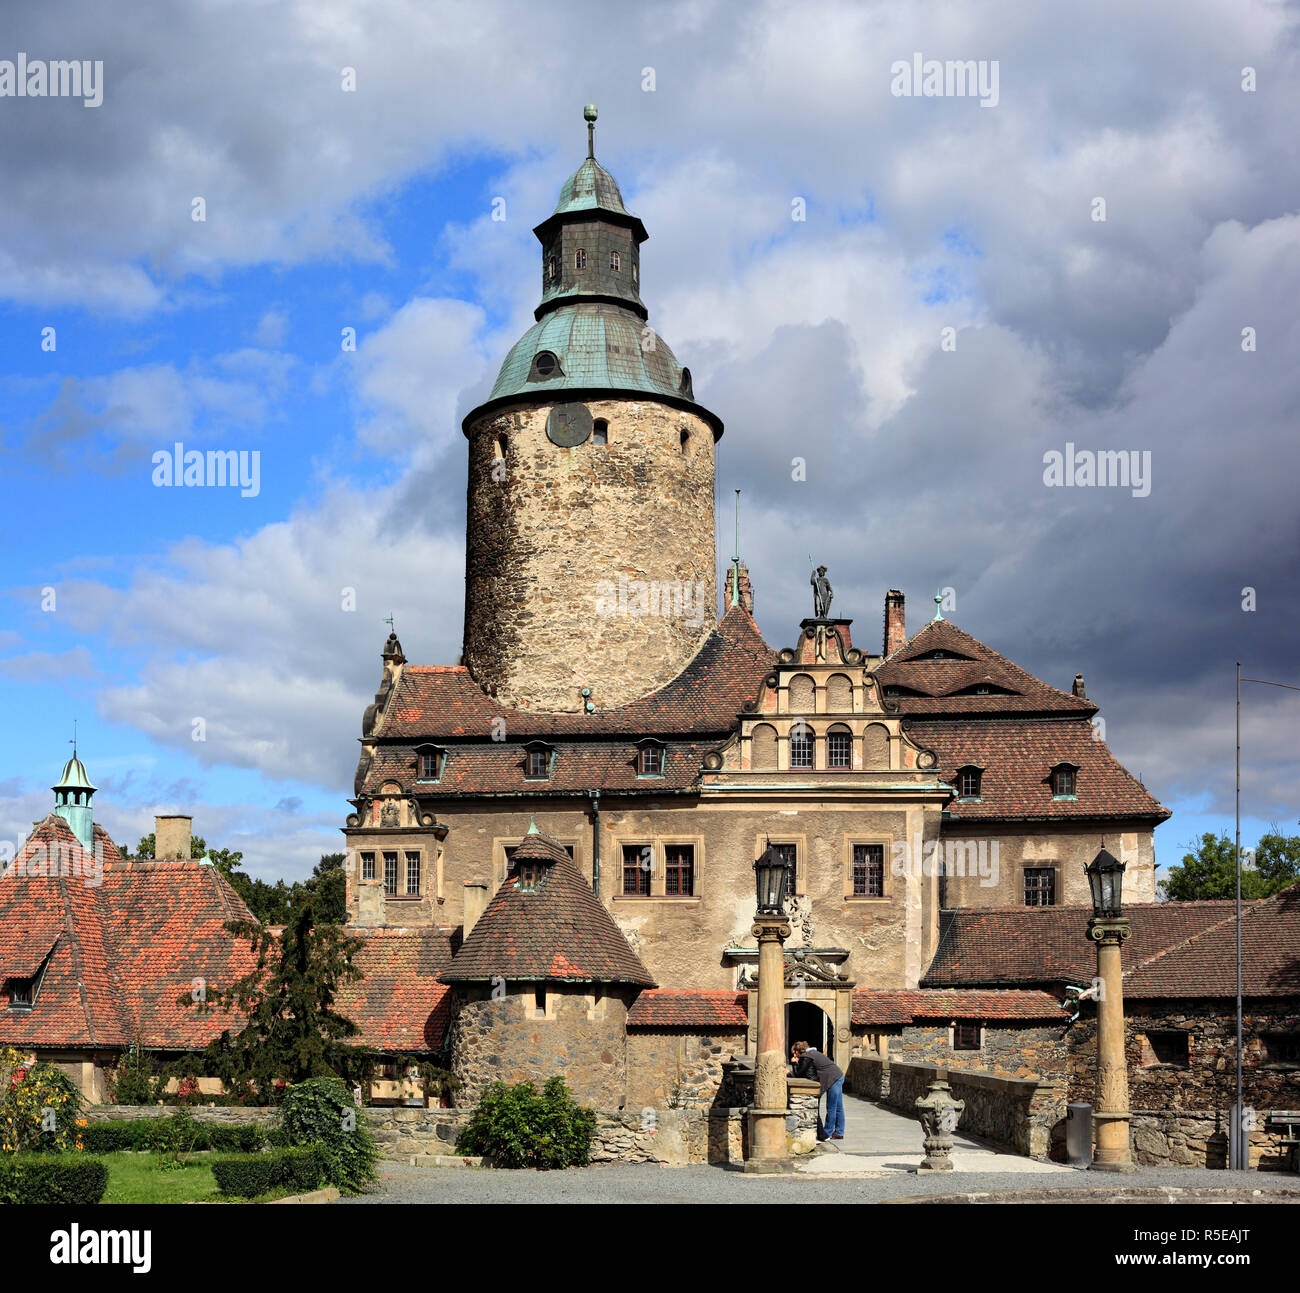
[442,827,655,987]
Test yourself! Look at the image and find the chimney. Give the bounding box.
[463,881,490,936]
[724,561,754,614]
[155,814,192,859]
[884,590,906,656]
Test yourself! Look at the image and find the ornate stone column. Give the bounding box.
[745,912,793,1173]
[1089,914,1137,1172]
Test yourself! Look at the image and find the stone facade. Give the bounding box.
[462,398,719,713]
[625,1028,747,1109]
[884,1021,1069,1080]
[446,981,636,1109]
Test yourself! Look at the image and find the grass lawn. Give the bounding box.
[97,1151,311,1204]
[100,1151,224,1204]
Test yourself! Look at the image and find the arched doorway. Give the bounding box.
[786,1000,834,1062]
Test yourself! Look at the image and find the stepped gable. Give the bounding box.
[0,816,131,1047]
[626,990,748,1028]
[906,717,1170,822]
[442,828,655,987]
[878,618,1096,716]
[339,927,456,1051]
[852,988,1068,1027]
[379,604,772,742]
[923,899,1247,990]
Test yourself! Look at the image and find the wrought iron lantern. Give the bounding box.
[1086,846,1126,918]
[753,843,791,916]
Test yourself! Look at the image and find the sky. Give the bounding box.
[1,0,1297,884]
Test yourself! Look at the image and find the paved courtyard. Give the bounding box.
[340,1096,1300,1204]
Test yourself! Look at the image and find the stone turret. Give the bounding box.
[460,107,722,713]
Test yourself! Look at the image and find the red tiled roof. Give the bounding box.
[360,740,711,798]
[0,818,132,1047]
[878,619,1096,716]
[376,605,773,741]
[442,830,655,986]
[338,927,455,1052]
[852,988,1068,1026]
[906,717,1170,821]
[1120,882,1300,998]
[0,815,259,1050]
[922,898,1279,996]
[626,989,748,1028]
[97,860,258,1051]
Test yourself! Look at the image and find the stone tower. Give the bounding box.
[461,107,723,713]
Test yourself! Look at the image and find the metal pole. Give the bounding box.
[1231,670,1300,1169]
[1234,661,1243,1170]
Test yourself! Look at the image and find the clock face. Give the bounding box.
[546,403,593,447]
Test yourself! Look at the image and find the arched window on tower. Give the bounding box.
[679,429,690,453]
[492,434,507,462]
[593,419,608,445]
[545,256,556,282]
[609,250,621,272]
[575,248,587,269]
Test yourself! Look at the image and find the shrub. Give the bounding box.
[0,1053,83,1152]
[0,1154,109,1205]
[276,1077,377,1194]
[210,1145,327,1199]
[456,1077,595,1170]
[80,1114,267,1155]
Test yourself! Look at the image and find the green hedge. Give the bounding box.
[210,1145,327,1199]
[81,1118,265,1154]
[0,1154,109,1205]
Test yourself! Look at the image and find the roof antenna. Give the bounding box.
[70,718,78,758]
[730,489,741,608]
[584,103,597,159]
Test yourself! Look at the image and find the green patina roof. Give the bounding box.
[488,302,693,406]
[53,754,96,793]
[553,157,630,218]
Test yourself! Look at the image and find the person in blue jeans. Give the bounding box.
[792,1040,846,1140]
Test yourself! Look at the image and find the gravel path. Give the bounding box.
[339,1160,1300,1205]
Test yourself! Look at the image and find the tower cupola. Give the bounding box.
[52,748,96,850]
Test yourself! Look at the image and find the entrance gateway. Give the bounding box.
[737,947,855,1065]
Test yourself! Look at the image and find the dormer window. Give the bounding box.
[609,250,621,272]
[637,742,664,777]
[5,977,35,1011]
[416,746,445,782]
[956,766,983,799]
[517,863,540,892]
[525,744,552,780]
[574,248,587,269]
[1051,764,1078,798]
[530,351,561,381]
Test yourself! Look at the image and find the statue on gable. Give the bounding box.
[811,564,833,620]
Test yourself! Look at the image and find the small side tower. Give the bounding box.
[52,749,96,850]
[461,107,724,712]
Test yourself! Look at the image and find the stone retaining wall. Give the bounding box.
[361,1104,750,1165]
[83,1105,276,1127]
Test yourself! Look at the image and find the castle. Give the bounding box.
[341,108,1169,1098]
[6,114,1299,1171]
